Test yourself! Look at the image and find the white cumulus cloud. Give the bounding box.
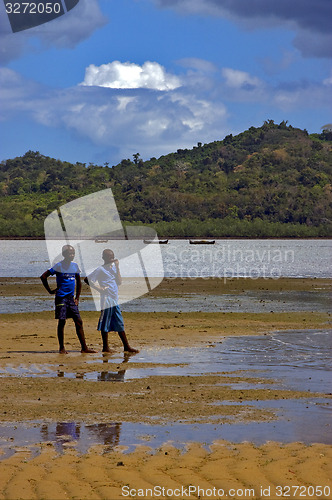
[222,68,262,89]
[1,61,331,163]
[81,61,182,91]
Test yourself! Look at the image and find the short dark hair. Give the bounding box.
[102,248,114,260]
[62,245,74,256]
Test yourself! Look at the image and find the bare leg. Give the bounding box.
[57,319,67,354]
[74,317,97,353]
[101,330,115,353]
[118,331,139,353]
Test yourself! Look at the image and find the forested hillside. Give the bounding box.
[1,120,331,237]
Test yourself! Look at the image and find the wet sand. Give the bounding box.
[1,276,331,297]
[1,442,331,500]
[2,276,331,316]
[0,277,332,499]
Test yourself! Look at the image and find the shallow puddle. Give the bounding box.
[0,397,331,460]
[1,330,331,393]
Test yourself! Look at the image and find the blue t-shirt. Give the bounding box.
[87,263,120,307]
[49,261,80,297]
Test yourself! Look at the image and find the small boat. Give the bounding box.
[189,239,215,244]
[143,239,169,244]
[95,237,109,243]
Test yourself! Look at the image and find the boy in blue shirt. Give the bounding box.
[84,248,138,353]
[40,244,96,354]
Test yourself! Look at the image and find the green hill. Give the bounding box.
[1,120,332,238]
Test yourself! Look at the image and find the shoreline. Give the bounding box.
[1,276,331,296]
[1,236,332,240]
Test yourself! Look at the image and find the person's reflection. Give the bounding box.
[56,422,80,442]
[40,422,81,453]
[98,370,125,381]
[98,351,132,381]
[40,423,49,441]
[86,423,122,449]
[57,351,136,381]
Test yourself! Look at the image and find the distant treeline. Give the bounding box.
[1,120,331,238]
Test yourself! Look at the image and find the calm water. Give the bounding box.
[2,330,331,394]
[0,239,331,278]
[1,239,331,313]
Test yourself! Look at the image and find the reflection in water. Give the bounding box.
[38,421,122,454]
[0,398,331,461]
[40,422,80,454]
[98,371,125,382]
[57,369,126,381]
[57,352,133,381]
[86,423,121,450]
[96,352,128,382]
[40,422,81,453]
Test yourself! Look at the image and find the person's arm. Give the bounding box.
[75,274,82,305]
[40,270,57,294]
[84,275,107,294]
[114,259,122,286]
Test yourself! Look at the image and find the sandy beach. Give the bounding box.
[1,441,331,500]
[0,278,331,499]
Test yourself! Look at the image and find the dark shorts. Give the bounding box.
[55,295,81,321]
[97,305,124,333]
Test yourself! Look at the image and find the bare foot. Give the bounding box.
[81,348,97,353]
[102,347,115,354]
[124,347,139,353]
[59,348,68,354]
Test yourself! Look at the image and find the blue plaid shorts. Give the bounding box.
[55,295,81,320]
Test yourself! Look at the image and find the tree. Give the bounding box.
[133,153,141,165]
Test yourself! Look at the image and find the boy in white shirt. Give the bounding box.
[85,249,138,353]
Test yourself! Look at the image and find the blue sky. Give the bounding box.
[0,0,331,165]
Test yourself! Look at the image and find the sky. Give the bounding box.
[0,0,331,166]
